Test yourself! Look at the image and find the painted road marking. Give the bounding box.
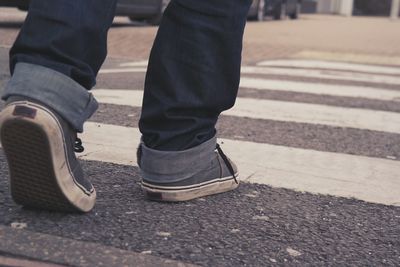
[110,59,400,77]
[241,66,400,85]
[240,77,400,102]
[119,61,148,67]
[92,89,400,134]
[101,65,400,87]
[99,68,147,74]
[257,59,400,75]
[80,123,141,166]
[93,89,144,107]
[100,65,400,101]
[291,51,400,68]
[79,122,400,206]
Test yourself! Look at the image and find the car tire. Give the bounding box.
[127,0,169,25]
[289,2,301,19]
[17,5,29,11]
[129,15,161,25]
[274,2,286,20]
[257,0,266,21]
[129,17,145,23]
[147,0,169,25]
[147,14,163,25]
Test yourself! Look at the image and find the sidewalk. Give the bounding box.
[105,14,400,65]
[242,15,400,65]
[1,11,399,65]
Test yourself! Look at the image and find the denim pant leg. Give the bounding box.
[139,0,252,151]
[2,0,117,132]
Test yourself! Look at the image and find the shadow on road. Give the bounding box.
[0,21,24,28]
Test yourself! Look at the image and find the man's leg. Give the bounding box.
[0,0,117,212]
[139,0,252,201]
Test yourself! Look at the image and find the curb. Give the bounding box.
[0,226,198,267]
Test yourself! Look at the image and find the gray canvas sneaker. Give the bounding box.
[0,98,96,212]
[138,136,239,202]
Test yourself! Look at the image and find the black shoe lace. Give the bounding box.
[216,144,238,184]
[74,138,85,153]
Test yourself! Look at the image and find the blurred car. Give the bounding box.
[0,0,301,24]
[0,0,28,10]
[118,0,169,25]
[249,0,302,21]
[0,0,169,25]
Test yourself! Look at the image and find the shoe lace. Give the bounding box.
[74,137,85,153]
[216,144,238,184]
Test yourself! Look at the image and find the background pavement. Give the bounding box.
[1,9,400,64]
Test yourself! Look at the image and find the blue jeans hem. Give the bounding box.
[1,62,98,132]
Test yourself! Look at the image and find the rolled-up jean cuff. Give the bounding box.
[1,63,98,132]
[139,135,217,183]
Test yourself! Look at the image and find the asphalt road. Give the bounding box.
[0,155,399,266]
[1,48,400,266]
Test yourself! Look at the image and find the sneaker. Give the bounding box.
[138,137,239,202]
[0,98,96,212]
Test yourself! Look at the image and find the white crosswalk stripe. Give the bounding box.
[99,68,147,74]
[93,89,400,134]
[240,77,400,101]
[105,60,400,85]
[79,122,400,206]
[241,66,400,85]
[100,65,400,86]
[257,59,400,75]
[93,89,143,107]
[119,61,148,67]
[117,60,400,76]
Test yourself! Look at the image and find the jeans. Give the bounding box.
[3,0,252,151]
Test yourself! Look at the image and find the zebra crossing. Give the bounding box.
[92,89,400,134]
[239,77,400,100]
[241,66,400,85]
[88,59,400,206]
[0,56,399,266]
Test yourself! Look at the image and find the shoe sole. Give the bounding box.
[0,102,96,212]
[141,175,239,202]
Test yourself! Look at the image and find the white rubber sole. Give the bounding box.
[141,175,240,202]
[0,101,96,212]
